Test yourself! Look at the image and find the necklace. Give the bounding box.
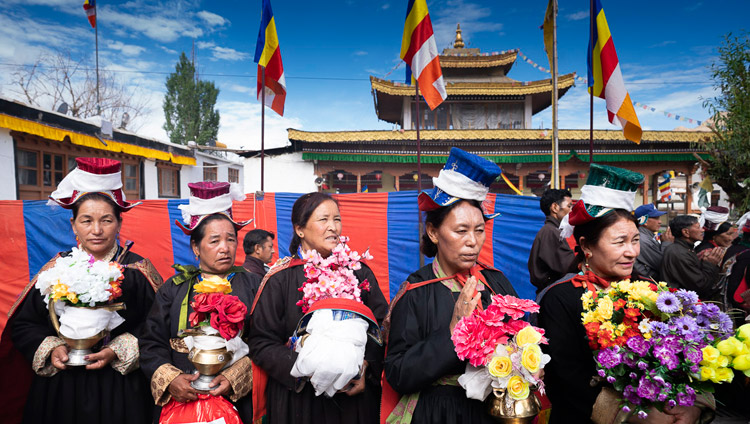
[80,243,119,262]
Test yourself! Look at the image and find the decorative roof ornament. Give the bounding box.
[453,23,465,49]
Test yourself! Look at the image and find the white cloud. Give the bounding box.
[216,100,302,150]
[353,50,368,56]
[649,40,676,48]
[210,46,249,62]
[100,4,203,43]
[196,10,228,28]
[381,3,390,10]
[197,41,215,49]
[106,41,146,57]
[565,11,588,21]
[431,0,503,50]
[228,84,254,94]
[160,46,178,55]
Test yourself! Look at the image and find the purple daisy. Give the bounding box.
[703,303,721,320]
[695,314,711,329]
[656,292,682,314]
[649,321,671,336]
[718,313,734,335]
[674,289,699,306]
[672,316,699,337]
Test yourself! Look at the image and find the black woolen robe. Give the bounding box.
[10,250,158,424]
[139,270,261,423]
[384,264,517,424]
[247,262,388,424]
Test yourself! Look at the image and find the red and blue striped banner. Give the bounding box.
[0,192,545,333]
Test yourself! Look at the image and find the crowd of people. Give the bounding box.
[1,152,749,424]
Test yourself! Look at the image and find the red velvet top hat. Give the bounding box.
[47,157,141,210]
[175,181,252,235]
[293,297,383,346]
[699,206,730,231]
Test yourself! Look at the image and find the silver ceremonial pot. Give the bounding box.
[48,299,125,366]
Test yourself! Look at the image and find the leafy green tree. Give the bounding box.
[701,32,750,211]
[163,52,220,145]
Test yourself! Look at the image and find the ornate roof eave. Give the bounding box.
[439,50,518,69]
[369,73,577,97]
[288,128,713,144]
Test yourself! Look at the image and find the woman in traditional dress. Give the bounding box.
[139,181,261,422]
[537,164,709,424]
[382,148,517,424]
[5,157,163,424]
[248,192,389,424]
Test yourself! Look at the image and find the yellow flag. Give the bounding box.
[542,0,555,69]
[700,175,713,192]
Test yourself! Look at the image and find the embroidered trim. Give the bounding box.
[106,332,139,375]
[125,258,165,293]
[169,338,189,353]
[32,336,66,377]
[220,355,253,402]
[151,363,182,406]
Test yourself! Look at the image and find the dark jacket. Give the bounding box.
[634,225,671,281]
[528,215,577,292]
[661,238,721,299]
[242,255,268,277]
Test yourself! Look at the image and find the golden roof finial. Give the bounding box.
[453,23,465,49]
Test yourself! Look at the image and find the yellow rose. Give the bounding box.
[521,344,542,373]
[516,326,543,347]
[712,367,734,384]
[581,291,594,309]
[582,311,598,324]
[717,355,730,368]
[507,376,530,400]
[596,297,614,320]
[732,354,750,371]
[699,366,715,381]
[736,343,750,356]
[194,275,232,294]
[701,346,721,366]
[717,337,743,356]
[737,324,750,342]
[488,356,513,378]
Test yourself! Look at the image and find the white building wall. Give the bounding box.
[0,128,16,200]
[142,159,159,199]
[243,152,316,194]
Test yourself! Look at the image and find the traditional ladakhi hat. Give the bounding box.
[293,297,383,345]
[418,147,502,219]
[738,211,750,233]
[559,163,644,239]
[699,205,730,231]
[175,181,252,235]
[48,157,141,210]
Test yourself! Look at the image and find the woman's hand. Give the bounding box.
[450,276,481,334]
[85,347,116,370]
[664,405,702,424]
[168,373,200,403]
[340,360,368,396]
[50,345,69,370]
[661,227,674,243]
[208,375,232,397]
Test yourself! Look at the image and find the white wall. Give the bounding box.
[243,152,316,194]
[177,152,245,198]
[0,129,17,200]
[142,159,159,199]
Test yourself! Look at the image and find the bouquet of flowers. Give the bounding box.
[707,323,750,379]
[34,246,125,339]
[296,236,372,312]
[451,294,550,402]
[582,280,735,418]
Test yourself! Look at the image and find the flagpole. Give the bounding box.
[261,67,266,192]
[95,9,100,116]
[551,0,559,189]
[415,80,424,267]
[589,0,594,164]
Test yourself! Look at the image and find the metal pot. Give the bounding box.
[48,299,125,366]
[485,388,542,423]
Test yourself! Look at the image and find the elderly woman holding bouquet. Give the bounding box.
[248,192,389,424]
[2,158,163,424]
[537,164,712,424]
[139,182,261,422]
[382,148,519,424]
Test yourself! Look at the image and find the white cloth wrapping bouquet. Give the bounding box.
[183,326,249,369]
[290,309,369,397]
[57,304,125,339]
[458,364,494,401]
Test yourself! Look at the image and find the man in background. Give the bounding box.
[242,229,275,277]
[528,189,577,293]
[634,203,673,280]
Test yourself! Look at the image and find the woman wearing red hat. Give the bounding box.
[139,181,261,423]
[248,192,388,424]
[382,148,517,424]
[2,157,164,424]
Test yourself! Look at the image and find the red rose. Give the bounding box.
[218,321,240,340]
[189,311,206,327]
[194,293,223,313]
[215,295,247,324]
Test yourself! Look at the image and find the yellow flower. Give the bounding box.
[712,367,734,383]
[596,297,614,320]
[50,282,70,302]
[488,356,513,378]
[600,321,615,336]
[737,324,750,342]
[521,344,543,373]
[581,291,594,310]
[516,326,543,347]
[701,346,721,366]
[507,376,530,400]
[732,354,750,371]
[67,292,78,304]
[717,355,730,368]
[194,275,232,294]
[582,311,599,324]
[717,337,744,357]
[699,366,715,381]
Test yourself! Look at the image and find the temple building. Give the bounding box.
[243,25,711,213]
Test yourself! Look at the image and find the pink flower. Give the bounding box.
[492,295,540,319]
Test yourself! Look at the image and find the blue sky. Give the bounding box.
[0,0,747,150]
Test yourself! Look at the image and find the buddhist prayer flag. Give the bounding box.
[658,172,673,202]
[587,0,642,143]
[83,0,96,29]
[400,0,446,110]
[254,0,286,116]
[542,0,555,70]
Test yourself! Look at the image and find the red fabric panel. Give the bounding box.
[0,201,29,330]
[479,194,496,267]
[334,193,391,299]
[402,14,435,67]
[119,200,174,279]
[233,193,279,267]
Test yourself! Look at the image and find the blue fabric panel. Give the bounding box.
[273,193,301,258]
[167,199,196,272]
[386,191,422,300]
[24,201,75,277]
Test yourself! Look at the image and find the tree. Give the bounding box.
[8,50,149,131]
[701,32,750,212]
[163,52,220,145]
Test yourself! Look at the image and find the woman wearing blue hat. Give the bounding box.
[382,148,517,424]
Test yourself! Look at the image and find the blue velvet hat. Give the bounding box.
[418,147,502,219]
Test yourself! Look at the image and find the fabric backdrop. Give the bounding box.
[0,191,545,333]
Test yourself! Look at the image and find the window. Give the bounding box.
[228,168,239,183]
[124,163,138,191]
[16,149,38,186]
[203,162,217,181]
[158,164,180,198]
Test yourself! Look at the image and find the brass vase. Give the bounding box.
[486,388,541,423]
[48,299,126,366]
[187,335,233,391]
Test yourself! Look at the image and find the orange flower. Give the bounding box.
[613,299,627,311]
